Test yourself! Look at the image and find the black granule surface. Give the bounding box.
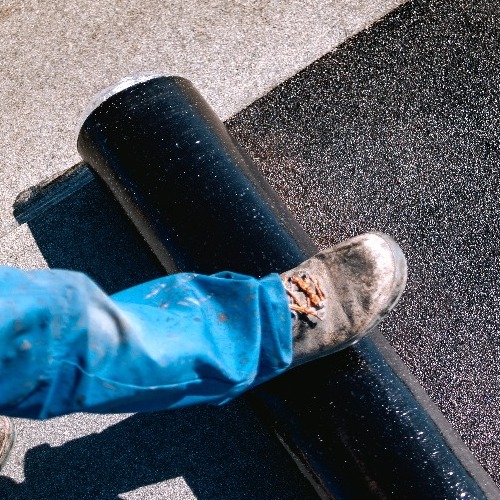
[227,0,500,484]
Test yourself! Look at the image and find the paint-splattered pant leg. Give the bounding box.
[0,267,292,419]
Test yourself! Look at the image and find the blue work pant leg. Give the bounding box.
[0,268,292,419]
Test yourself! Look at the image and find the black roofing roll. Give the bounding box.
[77,74,314,277]
[77,75,498,499]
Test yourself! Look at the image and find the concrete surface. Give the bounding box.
[0,1,406,498]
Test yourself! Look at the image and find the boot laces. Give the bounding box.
[282,272,326,320]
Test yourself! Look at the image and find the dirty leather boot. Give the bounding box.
[281,232,407,367]
[0,416,14,470]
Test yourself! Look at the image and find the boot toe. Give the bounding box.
[335,232,407,334]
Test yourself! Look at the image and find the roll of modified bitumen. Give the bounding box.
[77,75,498,499]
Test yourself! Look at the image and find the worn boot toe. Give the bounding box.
[282,232,407,367]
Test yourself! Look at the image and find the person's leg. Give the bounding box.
[284,232,407,366]
[0,268,291,419]
[0,231,407,421]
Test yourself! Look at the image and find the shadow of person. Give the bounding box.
[13,164,166,295]
[0,399,314,499]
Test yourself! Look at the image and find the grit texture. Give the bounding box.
[227,0,500,484]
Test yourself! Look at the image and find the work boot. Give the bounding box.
[0,416,14,471]
[281,232,407,367]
